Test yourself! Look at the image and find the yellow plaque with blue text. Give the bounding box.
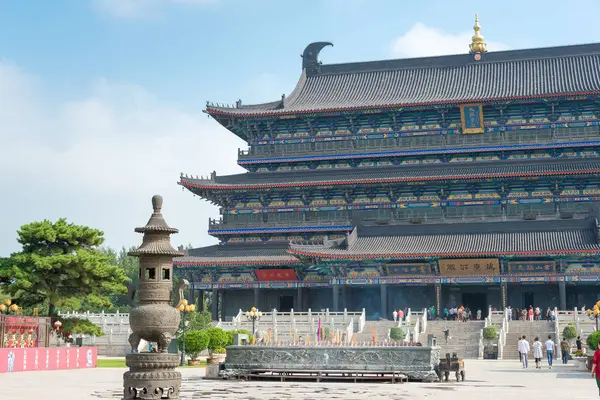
[460,104,484,134]
[439,258,500,276]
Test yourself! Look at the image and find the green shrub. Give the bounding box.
[213,347,226,354]
[389,327,405,341]
[204,327,228,352]
[587,331,600,351]
[563,324,578,341]
[226,329,254,345]
[177,330,209,360]
[482,326,498,341]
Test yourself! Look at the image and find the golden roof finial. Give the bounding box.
[469,14,487,54]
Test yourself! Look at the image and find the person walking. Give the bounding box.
[560,337,570,364]
[591,338,600,396]
[476,309,482,320]
[528,306,534,321]
[545,335,555,369]
[443,326,450,344]
[577,336,583,351]
[533,337,543,369]
[517,336,522,362]
[519,336,531,368]
[393,309,398,322]
[398,308,404,321]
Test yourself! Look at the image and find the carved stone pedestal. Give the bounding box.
[123,353,181,400]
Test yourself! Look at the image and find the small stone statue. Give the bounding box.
[122,195,185,400]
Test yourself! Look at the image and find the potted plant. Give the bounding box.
[178,330,209,366]
[205,327,228,364]
[482,326,498,359]
[212,347,227,362]
[571,349,588,371]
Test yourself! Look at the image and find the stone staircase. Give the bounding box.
[423,321,484,359]
[354,321,399,343]
[503,321,557,360]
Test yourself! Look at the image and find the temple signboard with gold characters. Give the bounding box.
[439,259,500,276]
[460,104,485,134]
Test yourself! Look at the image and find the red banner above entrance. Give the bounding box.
[254,269,298,282]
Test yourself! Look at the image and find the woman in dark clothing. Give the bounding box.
[577,336,583,351]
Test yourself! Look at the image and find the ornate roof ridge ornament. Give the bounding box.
[469,14,487,57]
[302,42,333,75]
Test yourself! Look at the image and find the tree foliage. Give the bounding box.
[482,326,498,340]
[178,330,209,360]
[587,330,600,351]
[60,317,104,339]
[563,324,578,341]
[389,327,405,341]
[0,219,127,315]
[204,327,228,352]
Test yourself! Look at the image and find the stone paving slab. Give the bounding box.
[0,360,597,399]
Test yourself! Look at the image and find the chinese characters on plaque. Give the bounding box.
[460,104,484,134]
[507,261,556,274]
[438,258,499,276]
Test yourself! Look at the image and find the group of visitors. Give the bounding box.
[518,335,583,369]
[508,305,556,321]
[392,309,406,322]
[442,306,482,321]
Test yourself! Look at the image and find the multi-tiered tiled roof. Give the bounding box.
[180,159,600,191]
[289,218,600,260]
[206,43,600,119]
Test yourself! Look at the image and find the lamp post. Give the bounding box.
[177,300,195,367]
[244,306,263,338]
[53,320,62,347]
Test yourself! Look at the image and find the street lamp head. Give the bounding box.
[257,312,263,318]
[189,304,195,312]
[0,304,5,312]
[4,299,11,306]
[177,304,185,312]
[182,299,188,306]
[9,304,18,312]
[251,306,257,313]
[53,320,62,329]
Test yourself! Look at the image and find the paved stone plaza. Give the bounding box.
[0,360,596,399]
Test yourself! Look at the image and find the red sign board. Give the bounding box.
[255,269,298,282]
[0,346,97,373]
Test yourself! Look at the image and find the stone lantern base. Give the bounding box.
[123,353,181,400]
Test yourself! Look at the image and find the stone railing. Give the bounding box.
[412,317,420,343]
[478,330,484,360]
[420,308,427,334]
[345,318,354,344]
[57,310,131,356]
[358,308,366,333]
[554,307,562,359]
[405,308,412,325]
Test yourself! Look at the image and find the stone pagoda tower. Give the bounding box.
[123,195,185,400]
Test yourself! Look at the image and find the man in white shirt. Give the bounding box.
[518,335,531,369]
[545,335,555,369]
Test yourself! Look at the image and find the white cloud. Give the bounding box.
[391,23,510,58]
[93,0,217,19]
[0,61,245,255]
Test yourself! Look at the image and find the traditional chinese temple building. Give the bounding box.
[176,17,600,321]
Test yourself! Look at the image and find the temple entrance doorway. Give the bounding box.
[279,296,294,312]
[461,293,487,317]
[523,292,535,309]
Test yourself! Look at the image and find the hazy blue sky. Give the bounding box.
[2,0,600,254]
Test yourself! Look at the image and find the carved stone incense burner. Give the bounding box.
[123,195,186,400]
